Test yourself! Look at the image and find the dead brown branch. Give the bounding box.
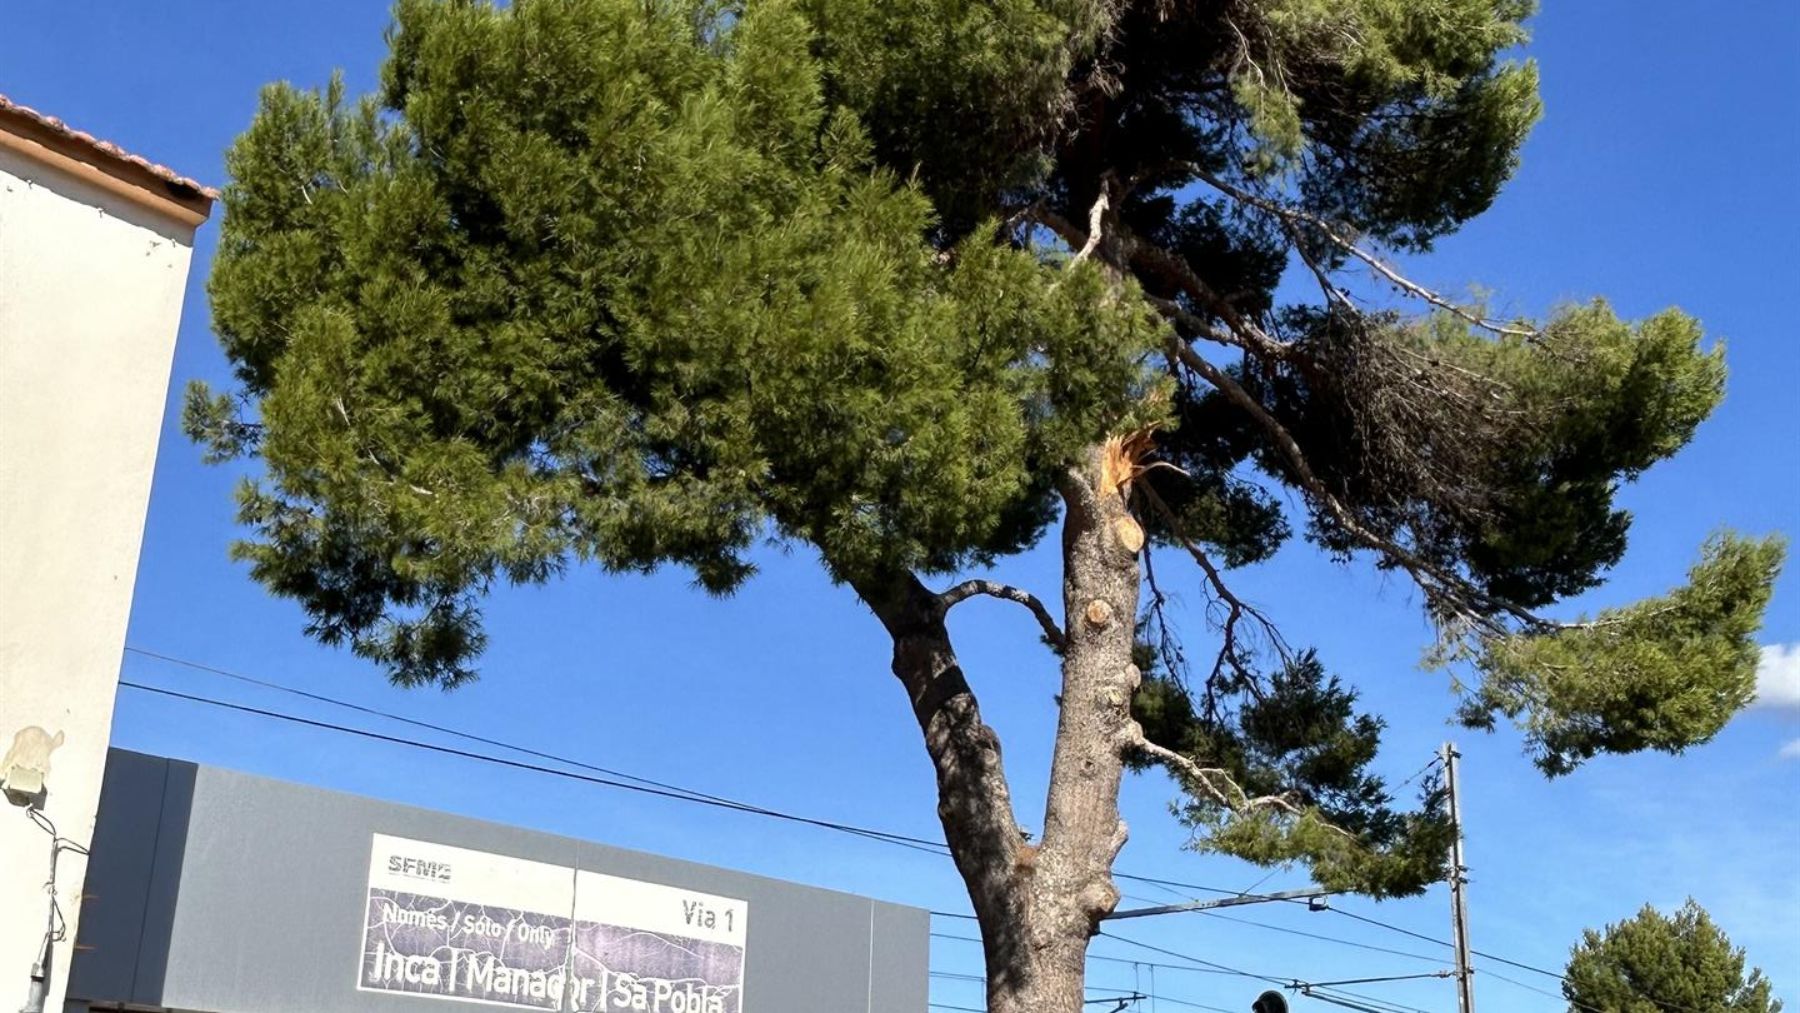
[1166,339,1538,635]
[1188,167,1539,340]
[1136,482,1287,696]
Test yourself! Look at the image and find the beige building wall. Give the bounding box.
[0,104,211,1013]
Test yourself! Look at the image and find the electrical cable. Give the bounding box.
[20,807,91,1013]
[1297,990,1407,1013]
[1473,965,1569,1003]
[1329,905,1601,987]
[128,676,1439,1013]
[1322,907,1451,948]
[930,965,1241,1013]
[1328,898,1718,1013]
[1470,960,1646,1013]
[124,647,946,853]
[120,646,1594,1009]
[937,903,1452,976]
[1097,931,1446,1013]
[1304,974,1453,989]
[119,648,1300,899]
[1195,909,1449,965]
[933,932,1243,978]
[1394,756,1443,789]
[1096,930,1287,985]
[118,678,951,856]
[126,665,1436,993]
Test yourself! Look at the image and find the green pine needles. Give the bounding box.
[194,0,1782,951]
[197,0,1164,685]
[1565,900,1783,1013]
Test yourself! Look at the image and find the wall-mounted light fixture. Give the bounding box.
[1,726,64,808]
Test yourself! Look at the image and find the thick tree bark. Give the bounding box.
[1010,442,1146,1013]
[852,439,1145,1013]
[852,570,1040,1007]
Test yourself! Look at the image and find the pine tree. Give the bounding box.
[190,2,1784,1010]
[1565,900,1783,1013]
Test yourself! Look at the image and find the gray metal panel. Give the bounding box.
[66,750,165,1001]
[159,762,586,1013]
[66,750,195,1006]
[869,902,930,1013]
[71,750,928,1013]
[134,758,197,1005]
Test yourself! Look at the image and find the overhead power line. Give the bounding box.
[133,645,1442,911]
[119,645,1560,1006]
[1096,930,1446,1013]
[1196,910,1448,966]
[124,662,1391,947]
[127,674,1280,1013]
[121,650,949,848]
[1321,825,1715,1013]
[1327,906,1586,987]
[119,679,952,855]
[119,647,1311,899]
[1097,929,1289,986]
[933,931,1242,978]
[930,953,1403,1013]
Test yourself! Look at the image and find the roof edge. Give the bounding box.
[0,94,217,229]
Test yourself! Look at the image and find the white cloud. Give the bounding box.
[1781,739,1800,761]
[1753,643,1800,712]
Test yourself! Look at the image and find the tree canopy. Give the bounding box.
[194,0,1778,774]
[191,2,1784,1009]
[195,0,1163,682]
[1565,900,1783,1013]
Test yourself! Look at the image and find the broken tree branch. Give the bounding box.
[1130,734,1309,817]
[1074,185,1110,263]
[1137,481,1287,694]
[1165,338,1538,635]
[1189,167,1539,340]
[1032,208,1291,362]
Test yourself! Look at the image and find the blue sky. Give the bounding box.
[4,2,1797,1011]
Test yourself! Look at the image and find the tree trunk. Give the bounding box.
[852,571,1041,1008]
[853,440,1145,1013]
[1001,443,1145,1013]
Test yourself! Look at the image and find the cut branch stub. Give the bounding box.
[1085,599,1115,628]
[1113,516,1146,554]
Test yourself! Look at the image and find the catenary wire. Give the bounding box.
[122,669,1346,936]
[122,648,944,850]
[1096,930,1445,1013]
[1329,905,1600,985]
[1195,910,1449,965]
[119,679,952,855]
[121,645,1561,1004]
[121,682,1455,1013]
[933,931,1243,978]
[136,645,1388,911]
[1328,893,1718,1013]
[124,673,1451,1013]
[121,648,1307,898]
[931,968,1238,1013]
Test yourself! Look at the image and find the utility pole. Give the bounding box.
[1442,742,1476,1013]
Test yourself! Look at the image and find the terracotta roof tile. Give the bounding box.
[0,92,220,202]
